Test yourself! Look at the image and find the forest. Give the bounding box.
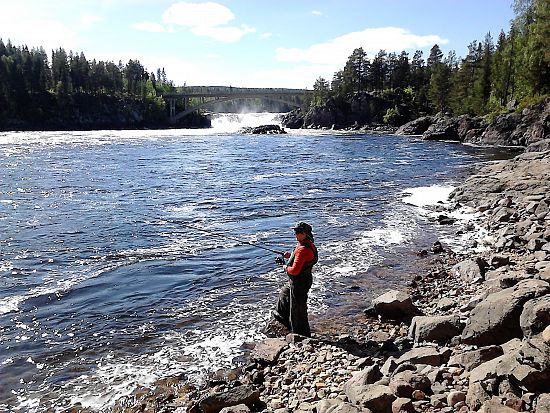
[0,0,548,129]
[308,0,549,125]
[0,41,176,129]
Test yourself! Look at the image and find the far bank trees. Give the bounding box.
[309,0,549,125]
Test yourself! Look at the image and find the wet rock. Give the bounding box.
[240,124,286,134]
[490,255,511,268]
[431,241,445,254]
[437,215,456,225]
[422,117,461,141]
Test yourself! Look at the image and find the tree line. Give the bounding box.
[310,0,549,124]
[0,39,176,125]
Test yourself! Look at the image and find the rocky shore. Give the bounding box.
[95,100,549,413]
[102,153,550,413]
[283,97,549,152]
[156,149,547,413]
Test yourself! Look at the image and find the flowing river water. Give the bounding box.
[0,113,512,411]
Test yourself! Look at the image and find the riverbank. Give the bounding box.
[283,96,549,152]
[170,149,549,413]
[92,139,550,413]
[0,93,211,131]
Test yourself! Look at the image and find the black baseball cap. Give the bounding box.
[292,221,312,234]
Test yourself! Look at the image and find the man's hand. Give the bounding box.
[284,251,291,259]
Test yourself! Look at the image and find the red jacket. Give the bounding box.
[285,239,317,276]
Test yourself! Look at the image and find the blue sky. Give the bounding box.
[0,0,516,88]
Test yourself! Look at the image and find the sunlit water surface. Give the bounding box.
[0,113,511,411]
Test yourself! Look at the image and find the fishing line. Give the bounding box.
[137,214,285,256]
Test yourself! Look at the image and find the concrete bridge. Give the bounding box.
[164,88,311,123]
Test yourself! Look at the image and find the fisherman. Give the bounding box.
[272,222,318,337]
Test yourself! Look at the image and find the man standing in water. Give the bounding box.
[272,222,318,337]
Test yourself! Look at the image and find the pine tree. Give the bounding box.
[312,77,331,106]
[429,62,452,113]
[368,50,387,91]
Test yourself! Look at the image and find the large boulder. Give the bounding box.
[422,117,461,141]
[467,337,550,404]
[526,138,550,153]
[448,345,503,371]
[536,393,550,413]
[281,109,304,129]
[452,258,486,283]
[345,384,395,413]
[450,151,550,206]
[197,385,260,413]
[250,338,287,364]
[388,370,431,398]
[475,98,550,147]
[520,295,550,338]
[478,398,524,413]
[479,112,524,146]
[395,116,435,135]
[240,124,286,134]
[461,279,550,346]
[344,365,383,395]
[395,346,451,367]
[408,315,463,344]
[372,290,420,319]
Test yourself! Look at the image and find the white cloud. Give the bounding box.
[79,13,101,30]
[312,10,322,16]
[0,17,77,51]
[132,21,171,33]
[161,1,234,27]
[155,1,255,43]
[276,27,448,65]
[248,65,338,89]
[260,32,273,39]
[191,24,255,43]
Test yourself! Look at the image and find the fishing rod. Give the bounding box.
[141,215,285,256]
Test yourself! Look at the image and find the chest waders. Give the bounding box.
[275,242,318,337]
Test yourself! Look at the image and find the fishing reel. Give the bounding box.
[275,255,285,265]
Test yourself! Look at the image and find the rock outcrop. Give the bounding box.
[240,124,287,134]
[394,97,550,148]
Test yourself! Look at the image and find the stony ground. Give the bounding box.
[102,150,550,413]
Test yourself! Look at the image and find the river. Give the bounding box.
[0,113,510,411]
